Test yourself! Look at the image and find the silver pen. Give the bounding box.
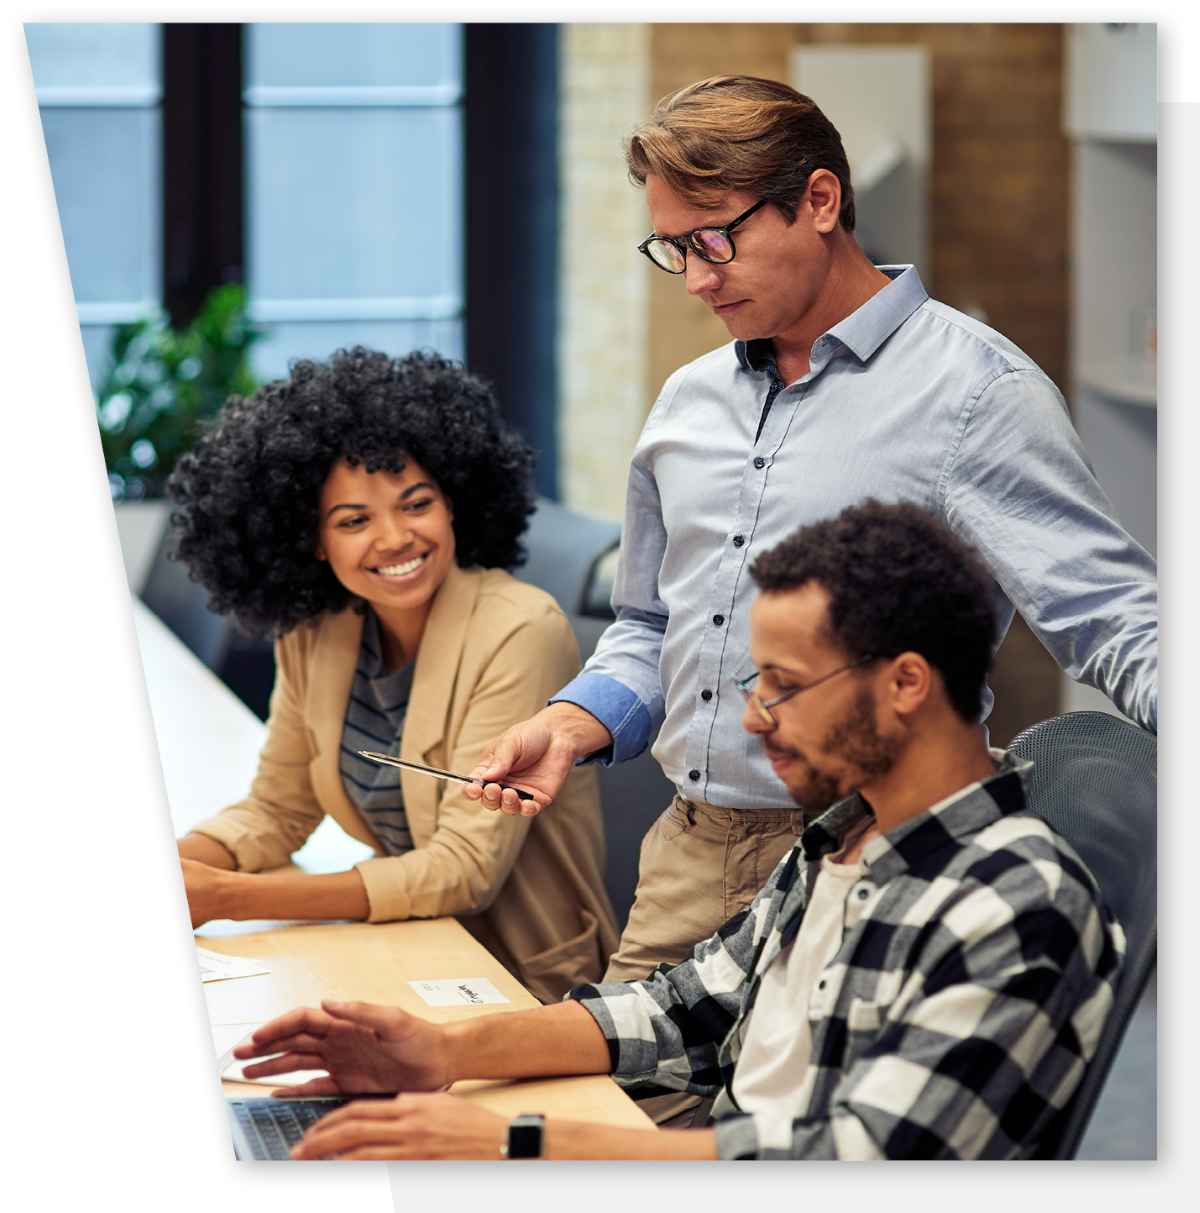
[357,751,536,801]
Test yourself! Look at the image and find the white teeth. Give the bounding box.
[376,555,425,577]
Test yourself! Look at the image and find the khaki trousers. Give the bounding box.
[604,795,806,982]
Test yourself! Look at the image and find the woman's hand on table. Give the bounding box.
[179,835,241,927]
[233,999,451,1096]
[180,857,238,927]
[292,1092,505,1160]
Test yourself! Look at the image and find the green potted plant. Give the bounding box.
[96,284,261,500]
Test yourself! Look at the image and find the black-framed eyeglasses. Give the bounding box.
[735,655,877,729]
[637,199,768,274]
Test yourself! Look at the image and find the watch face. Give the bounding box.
[507,1116,544,1159]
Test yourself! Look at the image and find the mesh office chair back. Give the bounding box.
[1006,710,1157,1159]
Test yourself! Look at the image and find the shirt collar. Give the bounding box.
[736,337,776,372]
[799,749,1034,883]
[734,265,929,372]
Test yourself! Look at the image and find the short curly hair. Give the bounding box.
[750,501,1000,721]
[167,348,537,637]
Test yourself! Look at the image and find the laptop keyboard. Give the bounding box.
[230,1098,348,1160]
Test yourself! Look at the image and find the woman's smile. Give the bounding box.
[372,552,429,581]
[316,457,457,666]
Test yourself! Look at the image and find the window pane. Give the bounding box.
[38,107,160,306]
[243,21,464,379]
[246,106,461,302]
[251,319,464,382]
[245,23,459,90]
[25,22,160,92]
[27,22,162,388]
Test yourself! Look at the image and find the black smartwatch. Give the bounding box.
[501,1113,545,1159]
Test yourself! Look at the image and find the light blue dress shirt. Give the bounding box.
[552,266,1158,812]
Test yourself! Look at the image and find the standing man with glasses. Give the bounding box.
[463,76,1157,989]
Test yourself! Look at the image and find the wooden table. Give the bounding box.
[202,917,654,1128]
[131,592,653,1132]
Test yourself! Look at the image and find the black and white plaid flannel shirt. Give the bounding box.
[568,753,1125,1159]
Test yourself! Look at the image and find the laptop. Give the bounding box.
[226,1095,394,1161]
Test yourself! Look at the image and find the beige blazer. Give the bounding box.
[190,563,619,1002]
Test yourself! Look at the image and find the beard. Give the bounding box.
[769,684,903,825]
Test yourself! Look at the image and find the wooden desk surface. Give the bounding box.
[200,918,655,1130]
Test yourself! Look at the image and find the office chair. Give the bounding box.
[140,527,277,720]
[1006,710,1157,1160]
[513,496,623,618]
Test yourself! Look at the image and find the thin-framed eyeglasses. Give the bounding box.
[637,199,768,274]
[735,654,878,729]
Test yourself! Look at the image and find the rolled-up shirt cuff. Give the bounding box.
[549,671,652,765]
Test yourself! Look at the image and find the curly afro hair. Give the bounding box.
[749,500,1000,722]
[167,348,537,637]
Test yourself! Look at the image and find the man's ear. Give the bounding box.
[804,168,843,234]
[886,652,933,717]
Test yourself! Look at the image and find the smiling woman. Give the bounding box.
[166,348,618,1001]
[314,459,459,671]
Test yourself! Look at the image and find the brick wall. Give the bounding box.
[557,25,652,520]
[795,23,1070,395]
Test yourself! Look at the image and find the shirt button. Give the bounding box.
[857,888,870,900]
[713,614,724,626]
[817,979,826,990]
[732,535,745,547]
[701,689,712,701]
[688,769,701,782]
[753,457,765,469]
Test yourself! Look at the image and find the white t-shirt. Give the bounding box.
[730,852,864,1125]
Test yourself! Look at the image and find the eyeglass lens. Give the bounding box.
[690,228,734,261]
[645,240,686,273]
[736,674,775,726]
[644,228,735,273]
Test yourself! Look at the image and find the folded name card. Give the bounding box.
[408,977,509,1007]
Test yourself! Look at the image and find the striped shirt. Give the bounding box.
[338,608,415,856]
[568,752,1125,1159]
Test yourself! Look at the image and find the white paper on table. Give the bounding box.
[217,1026,330,1087]
[198,946,270,982]
[408,977,509,1007]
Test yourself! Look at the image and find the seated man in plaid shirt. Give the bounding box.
[235,501,1125,1161]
